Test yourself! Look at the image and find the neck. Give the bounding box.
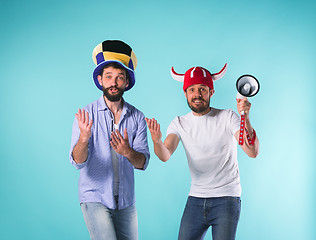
[192,107,211,116]
[104,96,123,114]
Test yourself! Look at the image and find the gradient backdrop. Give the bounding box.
[1,0,315,239]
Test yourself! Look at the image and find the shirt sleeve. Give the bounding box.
[166,117,181,139]
[132,112,150,171]
[228,109,241,136]
[69,117,88,170]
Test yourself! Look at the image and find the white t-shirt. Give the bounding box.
[166,108,241,198]
[111,124,120,196]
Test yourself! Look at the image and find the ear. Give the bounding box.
[210,89,215,97]
[97,75,102,86]
[184,89,188,99]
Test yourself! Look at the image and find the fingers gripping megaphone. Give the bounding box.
[236,75,260,145]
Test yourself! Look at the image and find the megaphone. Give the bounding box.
[236,75,260,145]
[236,75,260,100]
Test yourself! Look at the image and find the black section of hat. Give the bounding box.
[102,40,132,56]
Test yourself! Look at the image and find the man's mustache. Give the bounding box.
[192,97,205,102]
[105,86,124,92]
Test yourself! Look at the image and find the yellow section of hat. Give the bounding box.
[102,52,131,68]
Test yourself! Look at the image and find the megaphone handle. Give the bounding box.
[236,93,245,145]
[236,92,244,100]
[239,114,245,145]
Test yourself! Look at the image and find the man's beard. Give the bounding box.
[103,86,125,102]
[187,97,210,114]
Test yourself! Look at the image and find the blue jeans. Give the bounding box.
[81,202,138,240]
[178,196,241,240]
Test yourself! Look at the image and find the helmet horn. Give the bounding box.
[212,63,227,81]
[171,67,185,82]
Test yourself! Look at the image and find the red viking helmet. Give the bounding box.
[171,63,227,91]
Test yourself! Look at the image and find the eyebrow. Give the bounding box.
[188,85,207,89]
[104,71,125,75]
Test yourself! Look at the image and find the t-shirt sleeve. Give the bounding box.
[166,117,181,139]
[228,109,241,135]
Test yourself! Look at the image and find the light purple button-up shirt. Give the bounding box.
[69,96,150,210]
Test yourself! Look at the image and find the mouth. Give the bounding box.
[192,98,204,104]
[109,87,119,94]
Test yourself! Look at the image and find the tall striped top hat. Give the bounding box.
[92,40,137,91]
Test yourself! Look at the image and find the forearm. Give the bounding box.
[153,139,171,162]
[243,134,259,157]
[236,98,259,157]
[145,118,178,162]
[72,137,89,164]
[243,117,259,158]
[124,148,146,169]
[245,117,255,140]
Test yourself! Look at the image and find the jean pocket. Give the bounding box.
[222,196,241,204]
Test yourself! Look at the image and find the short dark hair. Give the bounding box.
[100,62,129,79]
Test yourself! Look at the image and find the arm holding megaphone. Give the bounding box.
[235,75,260,158]
[235,97,259,158]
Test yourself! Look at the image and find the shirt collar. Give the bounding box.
[97,95,131,115]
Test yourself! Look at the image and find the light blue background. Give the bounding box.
[1,0,315,239]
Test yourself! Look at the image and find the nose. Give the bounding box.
[193,89,202,97]
[108,77,118,86]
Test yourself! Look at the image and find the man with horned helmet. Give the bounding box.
[146,64,259,240]
[69,40,150,240]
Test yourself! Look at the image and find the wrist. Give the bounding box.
[78,134,90,144]
[152,137,163,144]
[123,146,135,159]
[245,128,256,146]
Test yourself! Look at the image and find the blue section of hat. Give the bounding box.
[96,52,104,65]
[128,60,134,71]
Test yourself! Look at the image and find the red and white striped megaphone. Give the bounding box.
[236,75,260,145]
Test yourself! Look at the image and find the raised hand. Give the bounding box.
[110,128,132,157]
[75,109,93,142]
[145,117,162,143]
[236,98,252,117]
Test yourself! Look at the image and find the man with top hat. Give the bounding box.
[69,40,150,240]
[145,64,259,240]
